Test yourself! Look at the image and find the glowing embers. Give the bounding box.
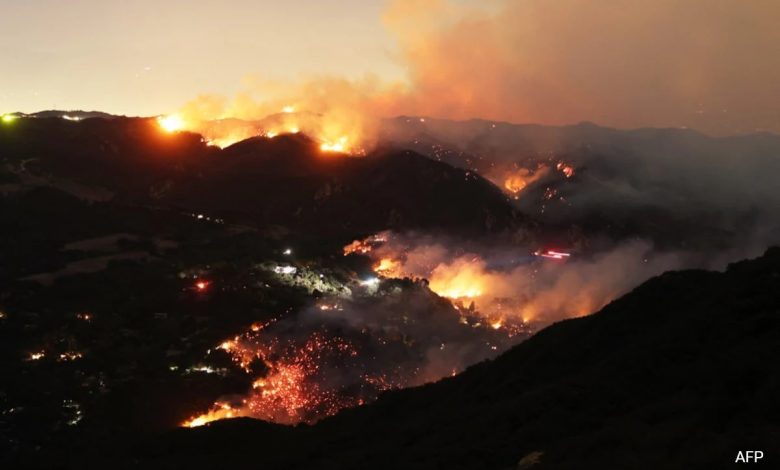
[58,351,84,362]
[157,114,185,133]
[556,162,575,178]
[27,351,46,361]
[182,327,377,427]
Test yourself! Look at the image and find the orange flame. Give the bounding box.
[373,258,401,276]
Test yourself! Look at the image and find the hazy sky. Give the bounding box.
[0,0,401,115]
[2,0,778,135]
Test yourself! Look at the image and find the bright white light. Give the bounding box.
[274,266,297,275]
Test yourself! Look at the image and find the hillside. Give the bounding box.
[135,247,780,469]
[0,117,520,237]
[381,118,780,250]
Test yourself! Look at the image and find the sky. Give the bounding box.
[1,0,779,135]
[0,0,401,116]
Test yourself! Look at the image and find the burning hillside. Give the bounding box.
[179,225,746,429]
[182,275,531,427]
[342,231,693,325]
[156,111,359,153]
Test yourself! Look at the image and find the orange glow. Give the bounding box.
[343,233,388,256]
[320,136,348,153]
[504,171,531,194]
[556,162,575,178]
[428,259,490,299]
[195,280,209,292]
[373,257,400,276]
[184,329,383,427]
[183,402,238,428]
[157,114,185,133]
[501,166,549,197]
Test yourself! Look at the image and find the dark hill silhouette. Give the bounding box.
[163,134,519,235]
[0,117,520,236]
[133,247,780,470]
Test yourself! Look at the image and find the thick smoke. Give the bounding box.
[383,0,780,135]
[173,0,780,147]
[381,119,780,255]
[366,232,692,325]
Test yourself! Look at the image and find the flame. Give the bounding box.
[183,402,238,427]
[428,258,491,299]
[157,114,185,133]
[320,136,349,153]
[501,165,549,197]
[162,88,375,154]
[504,170,532,194]
[373,258,400,276]
[343,232,389,255]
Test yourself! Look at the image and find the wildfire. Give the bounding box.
[428,258,491,300]
[157,114,185,133]
[373,258,400,276]
[343,233,389,256]
[502,165,549,198]
[183,328,381,427]
[320,136,349,153]
[504,170,532,193]
[183,402,238,427]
